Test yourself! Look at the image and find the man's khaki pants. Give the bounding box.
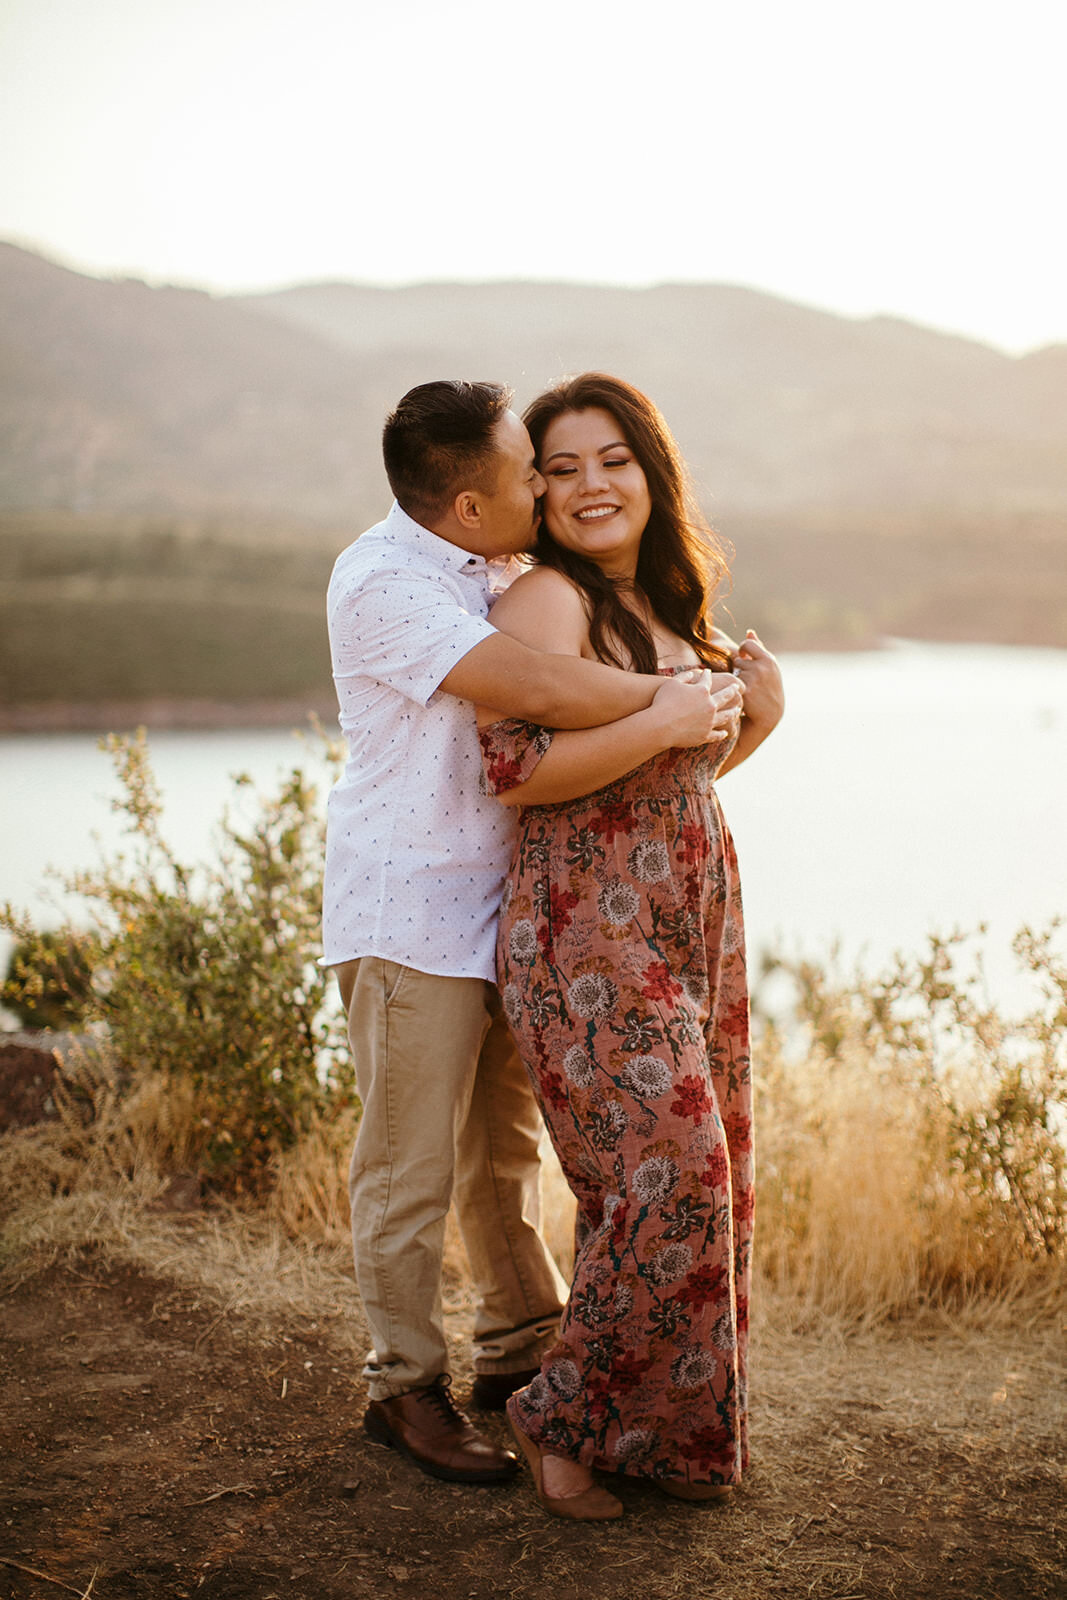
[335,957,567,1401]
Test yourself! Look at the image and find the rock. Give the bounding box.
[0,1037,60,1129]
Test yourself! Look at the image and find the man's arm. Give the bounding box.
[440,573,661,729]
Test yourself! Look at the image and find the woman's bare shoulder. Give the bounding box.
[488,564,591,651]
[496,563,587,607]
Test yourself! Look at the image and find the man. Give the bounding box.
[323,380,688,1485]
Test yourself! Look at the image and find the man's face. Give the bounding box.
[477,411,547,556]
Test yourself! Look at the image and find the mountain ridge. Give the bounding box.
[3,240,1065,529]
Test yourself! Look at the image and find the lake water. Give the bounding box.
[3,641,1065,1010]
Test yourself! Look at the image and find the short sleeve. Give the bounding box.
[478,718,555,796]
[329,564,495,707]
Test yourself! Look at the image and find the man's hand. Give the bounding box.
[653,670,743,749]
[733,631,784,733]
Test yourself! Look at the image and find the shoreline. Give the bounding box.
[3,637,1064,735]
[0,694,339,735]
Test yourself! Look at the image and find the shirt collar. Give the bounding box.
[383,500,490,574]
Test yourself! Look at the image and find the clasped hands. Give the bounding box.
[651,667,742,749]
[652,630,784,750]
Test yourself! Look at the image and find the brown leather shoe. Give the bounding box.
[469,1367,540,1411]
[363,1375,519,1484]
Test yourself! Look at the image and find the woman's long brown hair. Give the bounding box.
[523,373,732,674]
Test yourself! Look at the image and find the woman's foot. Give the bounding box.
[506,1405,623,1521]
[540,1453,599,1500]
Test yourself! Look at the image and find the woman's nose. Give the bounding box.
[578,459,609,493]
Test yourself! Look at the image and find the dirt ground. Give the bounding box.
[1,1231,1064,1600]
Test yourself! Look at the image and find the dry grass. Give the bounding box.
[268,1102,362,1239]
[754,1040,1063,1330]
[3,1015,1064,1334]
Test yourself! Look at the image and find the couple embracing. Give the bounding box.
[322,374,783,1520]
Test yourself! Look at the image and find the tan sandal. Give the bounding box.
[507,1414,623,1521]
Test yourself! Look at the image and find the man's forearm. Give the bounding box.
[484,653,661,730]
[442,632,659,729]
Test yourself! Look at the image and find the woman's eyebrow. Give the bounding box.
[543,441,630,464]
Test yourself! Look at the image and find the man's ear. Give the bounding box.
[452,489,483,531]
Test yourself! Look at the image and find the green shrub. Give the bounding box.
[3,928,95,1030]
[2,730,354,1194]
[861,926,1067,1261]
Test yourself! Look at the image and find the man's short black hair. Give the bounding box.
[382,380,514,526]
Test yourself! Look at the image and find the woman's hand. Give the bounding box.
[652,670,743,749]
[713,630,784,777]
[732,632,784,733]
[709,670,740,697]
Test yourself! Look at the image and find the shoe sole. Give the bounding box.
[507,1412,623,1521]
[658,1481,734,1503]
[362,1408,519,1485]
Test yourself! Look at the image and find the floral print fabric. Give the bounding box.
[480,691,752,1487]
[478,718,554,798]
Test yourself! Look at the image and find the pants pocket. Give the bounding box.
[379,959,410,1007]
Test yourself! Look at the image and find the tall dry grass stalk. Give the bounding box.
[755,1037,1023,1326]
[752,928,1067,1326]
[268,1104,361,1239]
[1,1039,202,1263]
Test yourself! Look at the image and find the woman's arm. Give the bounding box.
[475,568,742,805]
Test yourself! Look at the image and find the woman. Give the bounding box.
[476,374,783,1519]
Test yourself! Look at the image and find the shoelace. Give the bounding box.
[420,1375,464,1424]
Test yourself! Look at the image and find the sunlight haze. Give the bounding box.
[1,0,1064,352]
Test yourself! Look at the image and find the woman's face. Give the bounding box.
[539,407,652,580]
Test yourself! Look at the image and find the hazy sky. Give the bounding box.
[2,0,1064,352]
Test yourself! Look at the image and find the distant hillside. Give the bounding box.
[0,242,386,523]
[3,241,1066,526]
[245,280,1067,521]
